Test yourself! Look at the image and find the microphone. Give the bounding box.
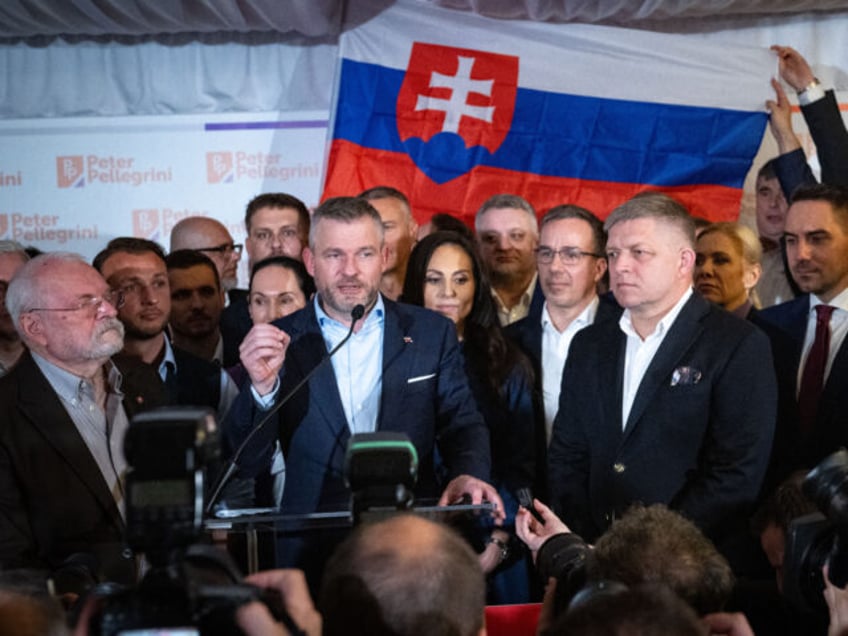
[205,303,366,514]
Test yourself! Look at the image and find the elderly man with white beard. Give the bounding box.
[0,252,166,589]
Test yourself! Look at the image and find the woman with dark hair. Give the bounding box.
[402,230,536,603]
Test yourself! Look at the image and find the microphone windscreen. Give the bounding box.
[351,304,365,321]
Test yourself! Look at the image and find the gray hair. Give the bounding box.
[474,193,538,235]
[0,240,29,259]
[604,192,695,248]
[6,252,88,329]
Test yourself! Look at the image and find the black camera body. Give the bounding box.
[783,449,848,614]
[89,407,289,636]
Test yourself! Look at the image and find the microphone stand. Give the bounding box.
[205,303,366,515]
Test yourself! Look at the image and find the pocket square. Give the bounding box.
[670,366,702,386]
[407,373,437,384]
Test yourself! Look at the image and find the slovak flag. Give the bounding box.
[322,0,774,224]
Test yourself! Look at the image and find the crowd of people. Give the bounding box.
[1,45,848,635]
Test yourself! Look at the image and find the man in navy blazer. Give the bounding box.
[754,184,848,491]
[225,198,501,560]
[548,193,777,555]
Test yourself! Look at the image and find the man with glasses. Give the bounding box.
[506,206,618,498]
[170,216,243,297]
[475,194,544,326]
[0,252,166,587]
[0,240,29,376]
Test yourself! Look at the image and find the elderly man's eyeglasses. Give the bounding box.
[26,289,125,316]
[535,247,601,266]
[198,243,243,257]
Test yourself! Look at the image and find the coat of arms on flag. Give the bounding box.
[323,0,773,225]
[396,43,518,184]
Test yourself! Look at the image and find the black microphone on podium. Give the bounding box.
[205,303,366,514]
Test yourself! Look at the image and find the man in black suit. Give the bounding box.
[507,205,617,497]
[93,238,238,421]
[0,253,165,586]
[548,193,777,554]
[755,184,848,489]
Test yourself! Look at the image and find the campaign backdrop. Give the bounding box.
[0,111,327,284]
[323,0,775,225]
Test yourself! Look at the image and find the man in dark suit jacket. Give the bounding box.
[754,184,848,490]
[0,254,165,588]
[506,204,618,498]
[548,193,777,553]
[225,197,501,573]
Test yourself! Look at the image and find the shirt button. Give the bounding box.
[122,548,133,559]
[612,462,626,474]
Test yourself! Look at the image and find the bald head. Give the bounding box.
[320,515,485,636]
[170,216,241,290]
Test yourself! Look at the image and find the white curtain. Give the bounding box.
[0,1,846,119]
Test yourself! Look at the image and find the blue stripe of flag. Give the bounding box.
[333,58,766,188]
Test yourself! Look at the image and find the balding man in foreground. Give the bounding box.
[237,514,485,636]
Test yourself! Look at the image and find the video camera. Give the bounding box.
[783,449,848,615]
[88,407,291,636]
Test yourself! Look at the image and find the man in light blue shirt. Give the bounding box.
[226,196,501,571]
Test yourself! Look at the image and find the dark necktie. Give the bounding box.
[798,304,835,432]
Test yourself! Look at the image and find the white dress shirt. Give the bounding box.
[619,288,692,429]
[541,296,598,442]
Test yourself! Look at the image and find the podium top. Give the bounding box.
[205,500,496,532]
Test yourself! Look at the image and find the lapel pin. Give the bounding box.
[403,336,413,344]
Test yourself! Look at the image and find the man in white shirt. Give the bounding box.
[548,192,776,559]
[475,194,542,326]
[506,205,616,496]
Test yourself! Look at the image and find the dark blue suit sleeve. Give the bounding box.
[434,328,492,483]
[774,148,816,202]
[805,90,848,188]
[222,384,278,478]
[775,90,848,200]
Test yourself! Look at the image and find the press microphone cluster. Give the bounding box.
[205,303,366,514]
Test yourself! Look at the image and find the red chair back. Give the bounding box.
[484,603,542,636]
